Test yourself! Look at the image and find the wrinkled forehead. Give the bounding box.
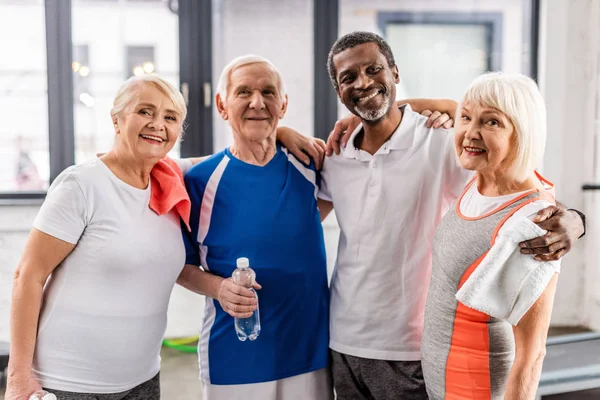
[334,43,387,74]
[229,62,283,93]
[128,83,178,112]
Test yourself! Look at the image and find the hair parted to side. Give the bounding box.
[459,72,547,182]
[110,74,187,130]
[216,54,286,100]
[327,31,396,91]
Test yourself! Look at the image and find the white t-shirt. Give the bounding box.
[459,179,559,247]
[32,157,191,393]
[319,105,471,361]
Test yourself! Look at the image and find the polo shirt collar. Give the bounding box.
[342,104,416,160]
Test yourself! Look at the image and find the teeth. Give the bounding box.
[465,147,484,153]
[358,91,379,102]
[141,135,163,142]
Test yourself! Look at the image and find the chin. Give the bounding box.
[241,129,275,142]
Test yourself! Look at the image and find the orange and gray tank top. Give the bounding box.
[421,180,553,400]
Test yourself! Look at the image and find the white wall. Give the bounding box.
[538,0,600,327]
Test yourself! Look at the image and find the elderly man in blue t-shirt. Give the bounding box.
[178,55,333,400]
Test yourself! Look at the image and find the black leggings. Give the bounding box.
[44,373,160,400]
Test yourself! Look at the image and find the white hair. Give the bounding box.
[111,74,187,127]
[216,54,286,100]
[458,72,547,182]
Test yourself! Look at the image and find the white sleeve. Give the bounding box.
[442,130,471,202]
[33,172,88,244]
[318,161,332,202]
[173,158,194,176]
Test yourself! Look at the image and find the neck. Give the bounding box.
[476,170,542,196]
[100,149,157,189]
[230,132,277,166]
[357,106,403,155]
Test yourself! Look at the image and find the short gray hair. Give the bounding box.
[458,72,546,182]
[111,74,187,125]
[216,54,286,100]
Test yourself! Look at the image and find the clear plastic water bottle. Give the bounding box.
[232,257,260,341]
[29,391,57,400]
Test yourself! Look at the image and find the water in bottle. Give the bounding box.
[29,391,57,400]
[232,257,260,341]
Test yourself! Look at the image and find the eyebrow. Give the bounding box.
[136,102,179,115]
[233,84,278,92]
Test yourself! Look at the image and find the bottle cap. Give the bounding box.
[236,257,249,269]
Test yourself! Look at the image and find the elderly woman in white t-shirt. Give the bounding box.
[421,73,564,400]
[6,74,323,400]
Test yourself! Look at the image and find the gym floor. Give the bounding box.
[1,327,599,399]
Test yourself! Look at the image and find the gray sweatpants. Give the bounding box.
[331,350,428,400]
[43,373,160,400]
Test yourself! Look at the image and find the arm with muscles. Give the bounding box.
[505,274,559,400]
[6,231,75,400]
[519,202,586,261]
[177,265,260,319]
[326,98,458,155]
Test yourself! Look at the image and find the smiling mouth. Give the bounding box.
[464,146,485,154]
[246,118,269,122]
[140,134,165,143]
[354,88,384,104]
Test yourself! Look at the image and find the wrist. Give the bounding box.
[7,363,33,378]
[213,276,227,301]
[275,126,288,140]
[567,208,586,238]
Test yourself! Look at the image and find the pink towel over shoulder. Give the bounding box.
[149,157,191,231]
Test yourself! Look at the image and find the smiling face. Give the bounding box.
[454,101,518,176]
[216,62,287,142]
[113,83,182,161]
[333,42,399,123]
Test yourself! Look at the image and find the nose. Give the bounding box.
[464,123,481,141]
[249,91,266,109]
[355,71,373,90]
[147,115,165,131]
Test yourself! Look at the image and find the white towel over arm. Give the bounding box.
[455,218,561,326]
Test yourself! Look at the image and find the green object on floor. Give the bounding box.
[162,336,199,353]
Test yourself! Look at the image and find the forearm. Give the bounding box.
[176,264,223,299]
[8,268,45,376]
[398,98,458,117]
[504,355,545,399]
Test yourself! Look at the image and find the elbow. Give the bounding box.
[12,265,29,290]
[514,348,547,383]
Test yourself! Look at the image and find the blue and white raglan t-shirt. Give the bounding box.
[183,145,329,386]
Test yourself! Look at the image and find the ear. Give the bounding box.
[279,94,289,119]
[392,65,400,84]
[215,93,229,120]
[112,115,121,134]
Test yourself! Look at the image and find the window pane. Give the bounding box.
[212,0,314,151]
[72,0,181,163]
[0,0,49,192]
[339,0,536,115]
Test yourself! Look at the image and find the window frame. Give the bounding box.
[0,0,540,199]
